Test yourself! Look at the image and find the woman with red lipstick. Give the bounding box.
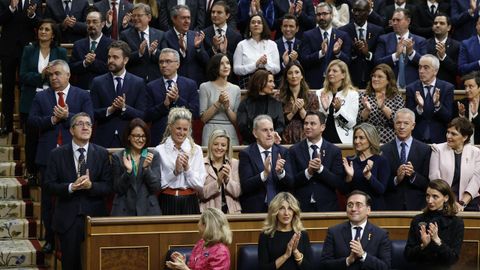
[258,192,313,270]
[429,117,480,211]
[277,61,319,144]
[404,179,464,270]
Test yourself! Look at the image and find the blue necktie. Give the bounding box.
[64,0,70,16]
[286,40,293,54]
[166,79,173,90]
[423,85,434,141]
[115,77,122,95]
[264,150,276,205]
[311,145,318,160]
[397,38,406,88]
[400,142,407,164]
[354,226,362,241]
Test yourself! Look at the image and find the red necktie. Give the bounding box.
[57,92,65,146]
[111,1,118,40]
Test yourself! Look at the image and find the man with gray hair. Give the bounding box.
[381,108,432,210]
[405,54,453,143]
[238,114,293,213]
[159,0,206,31]
[28,59,94,254]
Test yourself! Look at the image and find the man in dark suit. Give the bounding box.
[145,48,199,145]
[374,8,426,88]
[203,0,237,29]
[381,108,431,210]
[405,54,453,143]
[289,111,345,212]
[44,0,89,43]
[300,2,351,89]
[340,0,384,88]
[450,0,479,41]
[164,4,210,87]
[410,0,449,39]
[320,190,392,270]
[381,0,416,33]
[90,40,146,148]
[120,3,166,82]
[94,0,133,39]
[28,59,94,254]
[424,13,459,87]
[239,115,293,213]
[44,112,111,270]
[0,0,40,134]
[458,16,480,76]
[70,10,113,90]
[273,0,315,39]
[453,73,480,144]
[159,0,205,31]
[275,14,301,84]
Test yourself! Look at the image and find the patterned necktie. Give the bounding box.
[166,79,173,90]
[78,148,87,176]
[216,28,222,36]
[354,226,362,240]
[90,41,97,52]
[400,142,407,164]
[179,33,186,55]
[323,31,329,45]
[111,0,118,40]
[310,144,319,160]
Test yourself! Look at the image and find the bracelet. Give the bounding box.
[294,253,304,262]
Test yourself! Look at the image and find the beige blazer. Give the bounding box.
[429,143,480,199]
[199,158,242,213]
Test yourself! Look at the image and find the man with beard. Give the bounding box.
[89,40,147,148]
[70,10,113,90]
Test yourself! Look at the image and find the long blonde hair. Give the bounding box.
[353,123,381,156]
[161,107,196,155]
[262,192,304,237]
[201,208,232,246]
[322,59,356,97]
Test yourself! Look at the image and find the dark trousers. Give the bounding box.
[58,215,85,270]
[159,193,200,215]
[0,56,19,132]
[20,113,38,175]
[39,165,54,243]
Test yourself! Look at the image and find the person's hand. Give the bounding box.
[321,39,328,55]
[395,38,404,58]
[470,0,477,10]
[415,91,424,108]
[72,169,92,190]
[273,131,282,145]
[166,251,188,270]
[112,93,126,110]
[428,222,441,245]
[435,42,446,59]
[27,3,36,17]
[275,153,286,175]
[350,239,365,259]
[320,91,330,111]
[295,0,303,15]
[333,38,343,55]
[263,153,271,177]
[361,96,371,112]
[362,159,373,180]
[139,39,148,55]
[180,153,189,171]
[288,0,295,14]
[149,40,159,55]
[332,96,342,111]
[455,202,465,212]
[123,152,133,173]
[285,232,300,258]
[53,103,69,119]
[164,83,179,106]
[354,38,369,56]
[143,152,154,168]
[396,164,406,183]
[307,157,321,175]
[346,252,356,265]
[282,50,291,65]
[289,49,299,62]
[433,88,440,107]
[194,31,205,48]
[175,154,184,175]
[457,101,466,117]
[106,9,113,24]
[122,12,132,28]
[343,158,354,181]
[295,98,305,110]
[403,161,415,177]
[220,90,230,108]
[250,0,260,14]
[419,223,431,248]
[219,163,231,184]
[84,52,96,65]
[403,38,414,56]
[256,54,267,67]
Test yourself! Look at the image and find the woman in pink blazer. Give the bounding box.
[429,117,480,211]
[200,129,242,214]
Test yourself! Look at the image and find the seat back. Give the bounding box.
[391,240,415,270]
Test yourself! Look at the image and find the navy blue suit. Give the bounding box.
[275,37,301,83]
[94,0,133,39]
[339,22,384,88]
[44,142,111,270]
[425,37,460,87]
[120,26,166,82]
[44,0,88,43]
[320,221,392,270]
[458,35,480,76]
[202,25,242,61]
[411,1,450,39]
[90,72,147,148]
[300,27,351,89]
[164,29,210,87]
[405,79,454,143]
[381,138,431,210]
[69,35,113,90]
[145,75,199,145]
[374,32,426,86]
[347,0,386,26]
[158,0,206,31]
[381,4,416,33]
[289,139,346,212]
[451,0,480,41]
[238,143,294,213]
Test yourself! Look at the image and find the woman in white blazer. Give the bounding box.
[317,59,359,144]
[430,117,480,211]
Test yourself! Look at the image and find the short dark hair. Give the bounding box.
[37,19,61,48]
[247,69,272,98]
[448,117,474,145]
[394,7,411,19]
[108,40,131,58]
[211,0,230,14]
[70,112,91,128]
[305,111,326,125]
[86,8,105,22]
[281,14,298,27]
[122,118,151,149]
[206,53,229,81]
[434,12,451,25]
[347,190,372,207]
[462,71,480,87]
[246,14,271,40]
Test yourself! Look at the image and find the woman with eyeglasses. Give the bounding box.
[404,179,464,270]
[111,118,161,216]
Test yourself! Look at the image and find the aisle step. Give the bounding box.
[0,218,37,239]
[0,239,44,267]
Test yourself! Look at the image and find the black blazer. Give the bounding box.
[274,37,301,83]
[411,1,450,39]
[44,143,112,233]
[425,37,460,87]
[381,4,417,33]
[44,0,89,43]
[453,98,480,144]
[273,0,316,39]
[203,25,242,60]
[93,0,133,38]
[158,0,206,31]
[203,0,238,29]
[381,138,431,210]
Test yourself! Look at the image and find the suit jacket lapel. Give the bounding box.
[252,145,264,173]
[66,145,77,180]
[300,140,310,165]
[342,222,352,247]
[86,144,95,178]
[361,222,372,250]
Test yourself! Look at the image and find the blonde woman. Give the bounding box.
[258,192,313,270]
[155,107,206,215]
[317,60,359,144]
[200,129,242,214]
[167,208,232,270]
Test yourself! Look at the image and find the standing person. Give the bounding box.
[275,14,302,84]
[450,0,479,41]
[404,179,465,270]
[44,0,89,43]
[343,123,390,210]
[258,192,314,270]
[357,64,404,143]
[200,129,241,214]
[289,111,346,212]
[411,0,450,39]
[166,208,232,270]
[93,0,133,40]
[44,112,112,270]
[317,60,359,144]
[155,107,206,215]
[19,19,67,182]
[272,0,315,39]
[158,0,206,31]
[199,53,241,146]
[458,16,480,76]
[453,72,480,144]
[429,117,480,211]
[111,118,161,216]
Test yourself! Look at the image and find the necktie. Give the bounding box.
[323,31,329,45]
[56,92,66,146]
[216,28,223,36]
[397,38,406,89]
[358,28,364,40]
[111,0,118,40]
[166,79,173,90]
[354,226,362,241]
[263,150,275,204]
[18,0,23,12]
[179,33,186,55]
[400,142,407,164]
[115,77,122,95]
[423,85,434,140]
[64,0,70,16]
[140,31,145,41]
[310,145,319,160]
[286,40,293,54]
[430,4,435,15]
[78,148,87,176]
[90,41,97,52]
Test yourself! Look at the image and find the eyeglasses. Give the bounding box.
[347,202,366,209]
[159,59,178,65]
[316,12,331,17]
[74,121,92,128]
[130,134,146,140]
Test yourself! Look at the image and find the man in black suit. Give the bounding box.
[44,0,89,43]
[320,190,392,270]
[410,0,450,39]
[44,112,111,270]
[381,108,431,210]
[239,115,293,213]
[70,10,113,90]
[159,0,206,31]
[94,0,133,39]
[424,13,459,87]
[340,0,384,88]
[203,0,237,29]
[381,0,416,33]
[289,111,345,212]
[0,0,40,134]
[275,14,301,84]
[273,0,315,39]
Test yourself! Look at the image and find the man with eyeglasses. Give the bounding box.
[145,48,199,145]
[28,59,94,254]
[320,190,392,270]
[44,112,112,270]
[89,40,147,148]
